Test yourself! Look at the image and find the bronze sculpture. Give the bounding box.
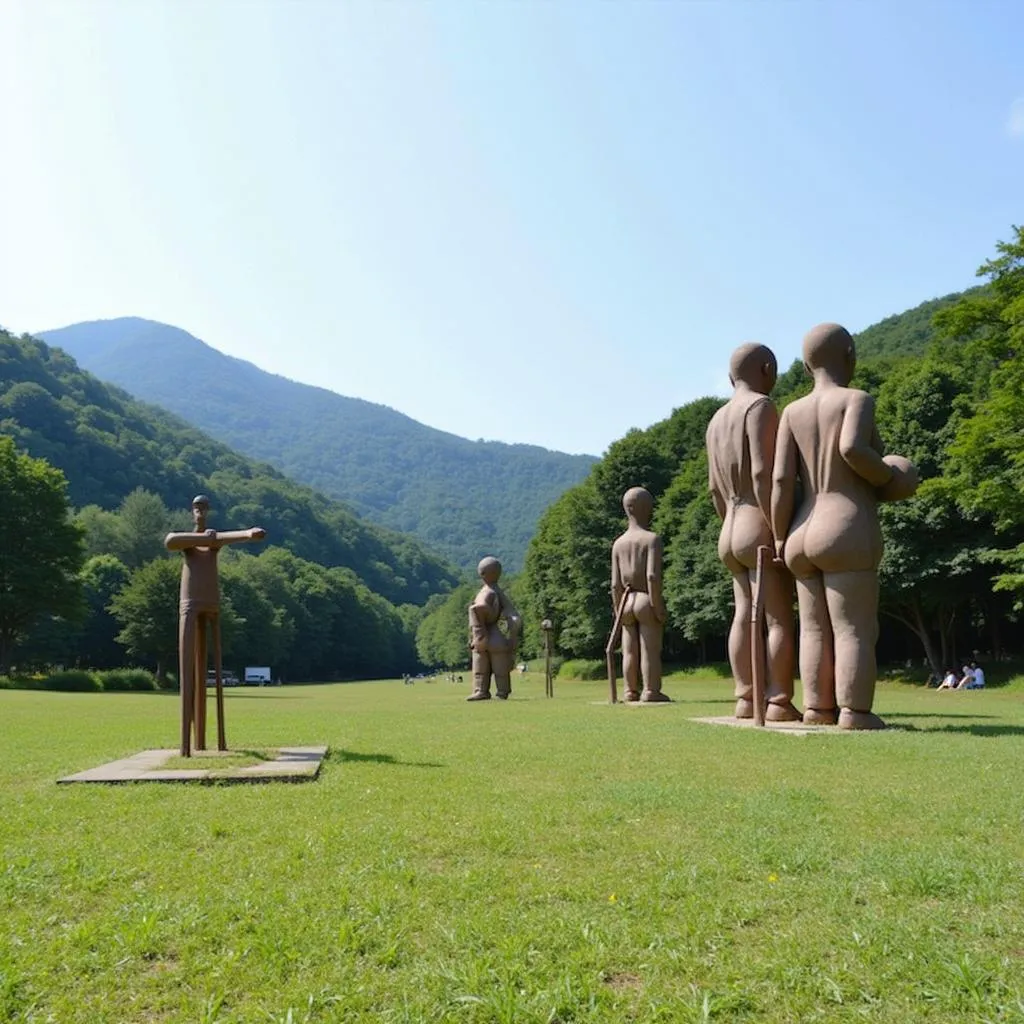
[771,324,918,729]
[610,487,670,702]
[467,556,522,701]
[165,495,266,755]
[706,343,800,722]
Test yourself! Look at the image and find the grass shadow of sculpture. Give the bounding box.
[883,722,1024,738]
[328,749,445,769]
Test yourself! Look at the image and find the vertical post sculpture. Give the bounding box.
[165,495,266,756]
[605,586,631,705]
[749,545,771,727]
[541,618,554,698]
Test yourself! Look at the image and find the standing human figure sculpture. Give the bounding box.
[771,324,918,730]
[611,487,670,702]
[467,556,522,701]
[706,343,800,722]
[165,495,266,755]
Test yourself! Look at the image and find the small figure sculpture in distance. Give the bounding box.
[165,495,267,755]
[467,556,522,701]
[706,342,800,722]
[771,324,919,730]
[610,487,670,702]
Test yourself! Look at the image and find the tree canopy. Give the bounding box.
[0,436,84,673]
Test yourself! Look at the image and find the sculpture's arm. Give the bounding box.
[648,535,666,624]
[706,424,728,521]
[611,547,623,611]
[838,393,893,487]
[209,527,267,549]
[770,412,797,559]
[748,398,779,527]
[164,527,265,552]
[468,602,488,652]
[498,587,522,645]
[164,529,216,552]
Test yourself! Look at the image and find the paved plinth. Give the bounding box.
[588,700,675,707]
[58,746,328,784]
[691,716,854,736]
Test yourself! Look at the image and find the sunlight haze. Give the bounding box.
[1,0,1020,455]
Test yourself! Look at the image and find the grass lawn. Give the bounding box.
[2,671,1023,1023]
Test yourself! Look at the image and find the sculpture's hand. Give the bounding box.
[653,601,667,625]
[250,527,267,541]
[204,529,218,540]
[774,539,786,564]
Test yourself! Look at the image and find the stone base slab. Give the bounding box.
[691,716,854,736]
[58,746,328,784]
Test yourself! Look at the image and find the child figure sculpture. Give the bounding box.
[467,556,522,701]
[165,495,266,755]
[611,487,670,702]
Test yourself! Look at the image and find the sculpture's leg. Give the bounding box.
[467,649,492,700]
[826,570,884,730]
[794,574,837,725]
[212,612,227,751]
[492,647,513,700]
[729,571,753,717]
[178,608,196,757]
[762,562,801,722]
[194,614,208,750]
[621,612,641,701]
[637,600,668,702]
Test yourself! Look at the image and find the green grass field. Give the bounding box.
[2,672,1023,1023]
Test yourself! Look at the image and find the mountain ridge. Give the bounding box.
[37,317,598,571]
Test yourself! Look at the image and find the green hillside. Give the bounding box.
[0,329,459,607]
[36,318,597,572]
[853,286,985,359]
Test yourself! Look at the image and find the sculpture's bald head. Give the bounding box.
[802,323,855,384]
[478,556,502,585]
[623,486,653,527]
[728,343,777,395]
[191,494,210,529]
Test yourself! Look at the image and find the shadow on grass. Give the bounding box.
[884,711,998,720]
[884,723,1024,737]
[328,749,444,769]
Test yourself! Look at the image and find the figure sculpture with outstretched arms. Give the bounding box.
[165,495,266,755]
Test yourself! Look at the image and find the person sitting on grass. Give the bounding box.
[955,664,975,689]
[961,662,986,690]
[936,669,959,690]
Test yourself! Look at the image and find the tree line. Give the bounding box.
[0,476,430,681]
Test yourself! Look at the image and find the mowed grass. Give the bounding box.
[2,673,1023,1023]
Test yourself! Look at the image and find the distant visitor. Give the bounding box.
[165,495,266,755]
[467,557,522,701]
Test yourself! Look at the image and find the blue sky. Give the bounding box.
[0,0,1020,456]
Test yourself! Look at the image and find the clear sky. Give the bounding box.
[1,0,1021,456]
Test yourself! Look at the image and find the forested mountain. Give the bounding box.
[0,330,459,607]
[35,318,597,572]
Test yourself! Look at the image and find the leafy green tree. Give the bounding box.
[935,225,1024,603]
[75,505,125,559]
[416,581,475,668]
[109,558,182,683]
[0,437,84,674]
[116,488,174,568]
[78,554,131,669]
